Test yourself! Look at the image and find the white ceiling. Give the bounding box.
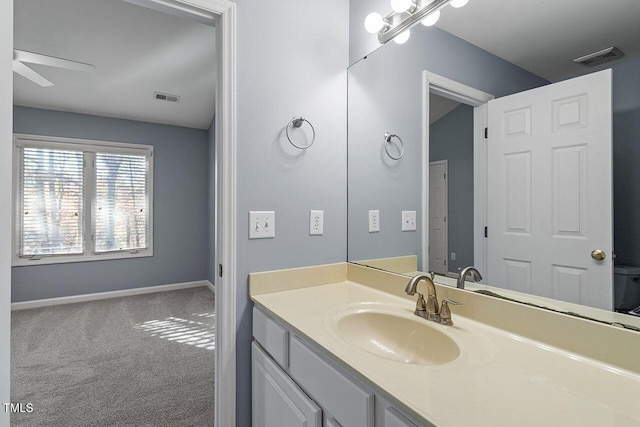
[430,94,460,125]
[14,0,640,130]
[435,0,640,82]
[13,0,216,130]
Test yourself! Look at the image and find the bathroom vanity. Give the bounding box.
[250,263,640,427]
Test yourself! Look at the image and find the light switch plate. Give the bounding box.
[402,210,417,231]
[309,210,324,235]
[368,210,380,233]
[249,211,275,239]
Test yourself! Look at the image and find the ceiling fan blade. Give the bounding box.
[13,61,54,87]
[13,49,96,73]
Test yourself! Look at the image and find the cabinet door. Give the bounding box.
[252,342,322,427]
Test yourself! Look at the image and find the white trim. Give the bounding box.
[206,280,215,294]
[0,1,11,423]
[473,104,489,283]
[426,73,494,107]
[121,0,217,26]
[422,71,494,275]
[213,4,237,427]
[421,74,429,272]
[14,133,154,154]
[11,280,211,311]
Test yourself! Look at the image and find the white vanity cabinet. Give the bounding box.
[252,307,426,427]
[252,342,322,427]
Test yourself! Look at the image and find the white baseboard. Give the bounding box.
[11,280,213,311]
[206,280,215,294]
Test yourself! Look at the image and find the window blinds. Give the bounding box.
[94,153,148,252]
[20,147,84,256]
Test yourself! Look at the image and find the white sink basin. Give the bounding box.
[330,306,460,366]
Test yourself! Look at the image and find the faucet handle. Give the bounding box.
[429,271,435,281]
[439,299,462,326]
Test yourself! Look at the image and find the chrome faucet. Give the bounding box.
[405,273,439,321]
[405,273,462,325]
[457,266,482,289]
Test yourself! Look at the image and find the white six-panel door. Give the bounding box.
[487,69,613,310]
[429,160,448,275]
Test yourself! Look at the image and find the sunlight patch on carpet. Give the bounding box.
[135,314,215,350]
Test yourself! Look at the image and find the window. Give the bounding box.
[13,134,153,265]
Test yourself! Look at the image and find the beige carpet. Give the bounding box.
[10,287,215,427]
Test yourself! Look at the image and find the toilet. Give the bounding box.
[614,265,640,314]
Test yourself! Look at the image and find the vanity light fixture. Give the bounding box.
[391,0,414,13]
[365,0,469,44]
[394,30,411,44]
[450,0,469,8]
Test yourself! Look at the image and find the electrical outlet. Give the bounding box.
[402,210,417,231]
[249,211,275,239]
[368,210,380,233]
[451,252,456,261]
[309,210,324,235]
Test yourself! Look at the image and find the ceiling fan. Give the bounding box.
[13,49,96,87]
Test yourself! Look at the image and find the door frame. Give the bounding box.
[428,160,448,275]
[1,1,237,426]
[422,72,494,276]
[0,3,11,425]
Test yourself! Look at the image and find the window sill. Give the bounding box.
[12,250,153,267]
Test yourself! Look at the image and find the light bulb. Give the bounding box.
[450,0,469,8]
[421,10,440,26]
[364,12,385,33]
[391,0,413,13]
[393,29,410,44]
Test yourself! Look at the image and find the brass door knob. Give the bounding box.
[591,249,606,261]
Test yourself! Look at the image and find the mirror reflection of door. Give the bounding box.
[427,70,613,310]
[487,70,613,310]
[428,160,448,275]
[428,94,474,277]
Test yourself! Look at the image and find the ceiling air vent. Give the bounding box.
[574,47,624,67]
[154,91,180,103]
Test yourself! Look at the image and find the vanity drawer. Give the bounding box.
[289,335,374,427]
[253,307,289,368]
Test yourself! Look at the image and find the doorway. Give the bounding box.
[421,71,493,279]
[1,0,236,425]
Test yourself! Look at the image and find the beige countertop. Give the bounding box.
[250,263,640,427]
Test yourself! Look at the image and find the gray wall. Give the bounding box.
[609,57,640,266]
[234,1,349,425]
[430,103,474,273]
[347,24,548,269]
[12,106,210,302]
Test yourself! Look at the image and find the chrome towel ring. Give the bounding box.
[384,132,404,160]
[286,117,316,149]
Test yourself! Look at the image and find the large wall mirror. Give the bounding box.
[347,0,640,329]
